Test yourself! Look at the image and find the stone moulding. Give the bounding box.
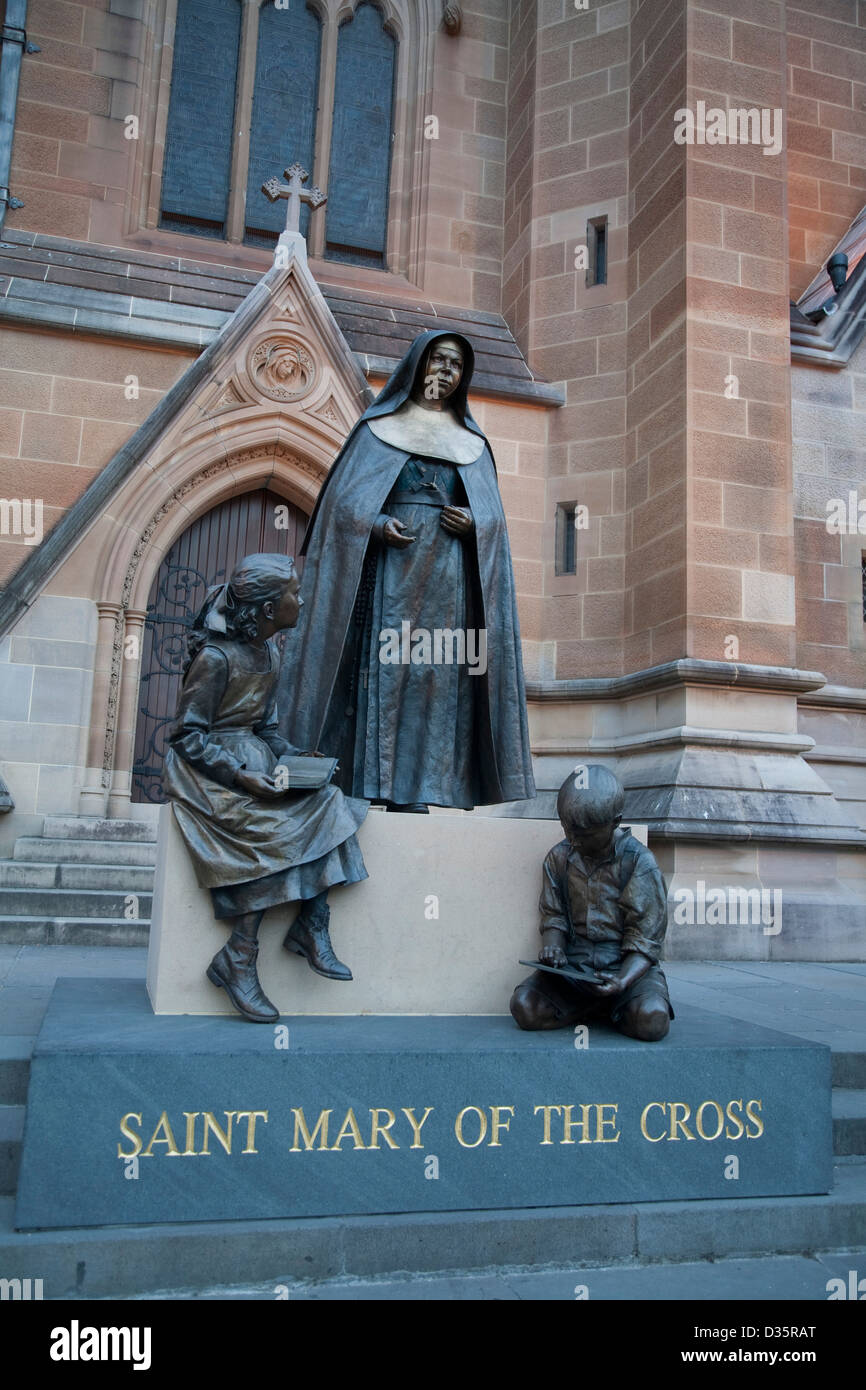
[533,745,866,849]
[526,663,866,851]
[525,658,828,702]
[798,683,866,711]
[535,727,816,756]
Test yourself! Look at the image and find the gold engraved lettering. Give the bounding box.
[235,1111,269,1154]
[561,1103,592,1144]
[117,1112,142,1159]
[454,1106,487,1148]
[534,1104,562,1145]
[696,1100,724,1141]
[291,1108,332,1152]
[724,1099,745,1141]
[488,1106,515,1147]
[401,1107,434,1149]
[331,1108,366,1151]
[640,1102,666,1142]
[368,1108,399,1150]
[142,1110,181,1157]
[200,1111,236,1156]
[668,1102,695,1141]
[595,1103,620,1143]
[182,1112,199,1157]
[745,1098,764,1138]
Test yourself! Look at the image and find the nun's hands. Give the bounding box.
[382,518,416,548]
[440,506,474,537]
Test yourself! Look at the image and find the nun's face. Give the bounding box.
[417,339,464,405]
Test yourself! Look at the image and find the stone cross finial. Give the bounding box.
[262,162,327,237]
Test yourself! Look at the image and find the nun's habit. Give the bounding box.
[281,330,536,810]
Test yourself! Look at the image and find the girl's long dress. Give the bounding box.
[162,636,367,919]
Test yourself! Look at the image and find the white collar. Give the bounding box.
[366,399,486,465]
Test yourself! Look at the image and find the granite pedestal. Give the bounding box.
[15,977,833,1230]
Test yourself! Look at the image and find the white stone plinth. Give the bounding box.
[147,805,562,1016]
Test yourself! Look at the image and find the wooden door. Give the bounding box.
[131,489,307,803]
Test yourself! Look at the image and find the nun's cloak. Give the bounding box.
[281,330,536,809]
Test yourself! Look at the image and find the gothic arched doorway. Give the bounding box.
[131,488,308,803]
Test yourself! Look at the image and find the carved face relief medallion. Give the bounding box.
[249,337,317,402]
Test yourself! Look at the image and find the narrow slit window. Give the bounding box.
[861,553,866,623]
[586,216,608,287]
[244,0,322,248]
[556,502,578,576]
[325,3,396,267]
[159,0,242,240]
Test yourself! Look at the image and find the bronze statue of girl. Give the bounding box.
[162,552,368,1023]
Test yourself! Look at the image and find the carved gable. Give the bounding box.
[0,241,374,637]
[150,242,372,474]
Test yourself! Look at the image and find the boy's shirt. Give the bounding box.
[539,827,668,971]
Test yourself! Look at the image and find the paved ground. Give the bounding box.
[111,1250,866,1301]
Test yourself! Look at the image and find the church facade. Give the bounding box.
[0,0,864,958]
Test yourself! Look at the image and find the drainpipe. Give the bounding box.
[0,0,40,246]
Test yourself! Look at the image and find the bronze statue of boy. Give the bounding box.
[511,765,673,1041]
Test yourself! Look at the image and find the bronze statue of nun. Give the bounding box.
[162,553,368,1023]
[281,331,536,813]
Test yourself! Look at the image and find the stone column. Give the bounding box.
[108,608,148,819]
[309,10,338,261]
[683,0,794,669]
[226,0,259,244]
[78,601,123,817]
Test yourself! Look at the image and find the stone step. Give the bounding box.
[0,861,154,891]
[0,888,152,918]
[0,1040,32,1108]
[0,1107,24,1197]
[14,837,158,866]
[833,1089,866,1157]
[0,916,149,946]
[40,816,157,844]
[2,1162,864,1299]
[832,1049,866,1090]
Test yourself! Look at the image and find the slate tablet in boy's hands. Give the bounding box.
[519,959,603,986]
